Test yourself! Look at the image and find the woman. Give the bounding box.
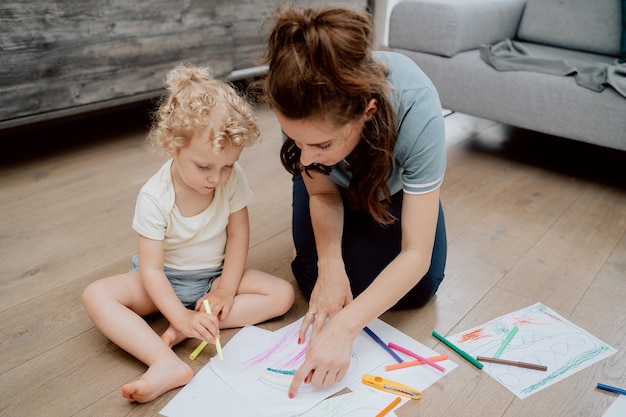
[258,5,447,397]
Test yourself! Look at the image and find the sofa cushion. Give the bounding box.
[517,0,622,57]
[389,0,525,57]
[620,0,626,62]
[392,47,626,150]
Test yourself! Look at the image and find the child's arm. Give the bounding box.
[200,206,250,320]
[138,235,219,343]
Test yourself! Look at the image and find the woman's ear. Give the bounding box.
[364,98,378,120]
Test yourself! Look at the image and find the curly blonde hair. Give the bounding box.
[147,63,260,156]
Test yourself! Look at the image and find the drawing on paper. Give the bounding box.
[448,303,616,399]
[241,321,358,392]
[298,390,396,417]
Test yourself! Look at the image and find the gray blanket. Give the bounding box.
[480,39,626,98]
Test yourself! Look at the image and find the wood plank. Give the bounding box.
[498,184,626,313]
[0,261,122,376]
[0,0,234,123]
[0,127,164,310]
[434,142,572,330]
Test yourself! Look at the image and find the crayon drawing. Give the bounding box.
[241,319,302,371]
[298,390,401,417]
[250,322,358,392]
[210,318,389,417]
[448,303,616,398]
[164,318,451,417]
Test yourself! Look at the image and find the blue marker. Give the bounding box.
[363,326,404,363]
[597,383,626,395]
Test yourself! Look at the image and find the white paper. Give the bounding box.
[447,303,617,399]
[298,389,399,417]
[162,317,456,416]
[603,394,626,417]
[209,317,394,417]
[160,326,272,417]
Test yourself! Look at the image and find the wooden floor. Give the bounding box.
[1,102,625,417]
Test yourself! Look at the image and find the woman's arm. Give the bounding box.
[139,235,219,343]
[298,171,353,341]
[200,207,250,320]
[289,188,441,396]
[337,188,440,329]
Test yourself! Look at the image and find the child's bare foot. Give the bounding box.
[161,325,186,348]
[121,357,193,403]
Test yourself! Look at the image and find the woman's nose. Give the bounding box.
[299,148,316,167]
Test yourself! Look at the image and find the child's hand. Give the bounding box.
[196,288,235,321]
[178,309,220,343]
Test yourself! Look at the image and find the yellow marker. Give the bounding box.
[203,299,224,362]
[189,341,208,360]
[188,300,223,361]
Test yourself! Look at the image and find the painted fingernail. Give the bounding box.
[297,338,302,344]
[288,393,294,399]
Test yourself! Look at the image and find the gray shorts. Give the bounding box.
[130,255,222,309]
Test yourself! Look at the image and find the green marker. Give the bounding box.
[494,326,519,358]
[432,330,483,370]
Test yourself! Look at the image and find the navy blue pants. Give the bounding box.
[290,174,447,310]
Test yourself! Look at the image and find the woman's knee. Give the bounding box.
[392,271,445,310]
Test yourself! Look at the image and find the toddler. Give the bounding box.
[82,63,294,403]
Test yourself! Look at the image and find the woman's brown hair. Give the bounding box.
[256,6,399,225]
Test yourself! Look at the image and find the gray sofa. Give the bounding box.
[388,0,626,151]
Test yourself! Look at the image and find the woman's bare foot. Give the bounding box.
[161,325,187,348]
[121,356,193,403]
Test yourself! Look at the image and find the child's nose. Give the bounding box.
[206,171,220,184]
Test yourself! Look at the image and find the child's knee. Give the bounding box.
[276,279,295,314]
[82,282,97,307]
[82,280,107,310]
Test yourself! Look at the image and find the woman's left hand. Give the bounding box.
[288,317,354,397]
[298,263,353,344]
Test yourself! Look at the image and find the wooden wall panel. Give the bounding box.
[0,0,369,130]
[1,0,233,127]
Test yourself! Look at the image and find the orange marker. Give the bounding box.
[385,354,449,371]
[376,396,401,417]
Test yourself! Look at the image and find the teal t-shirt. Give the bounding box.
[329,51,446,196]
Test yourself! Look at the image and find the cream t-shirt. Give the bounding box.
[132,159,253,270]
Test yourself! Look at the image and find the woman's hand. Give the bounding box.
[289,316,355,398]
[298,262,353,343]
